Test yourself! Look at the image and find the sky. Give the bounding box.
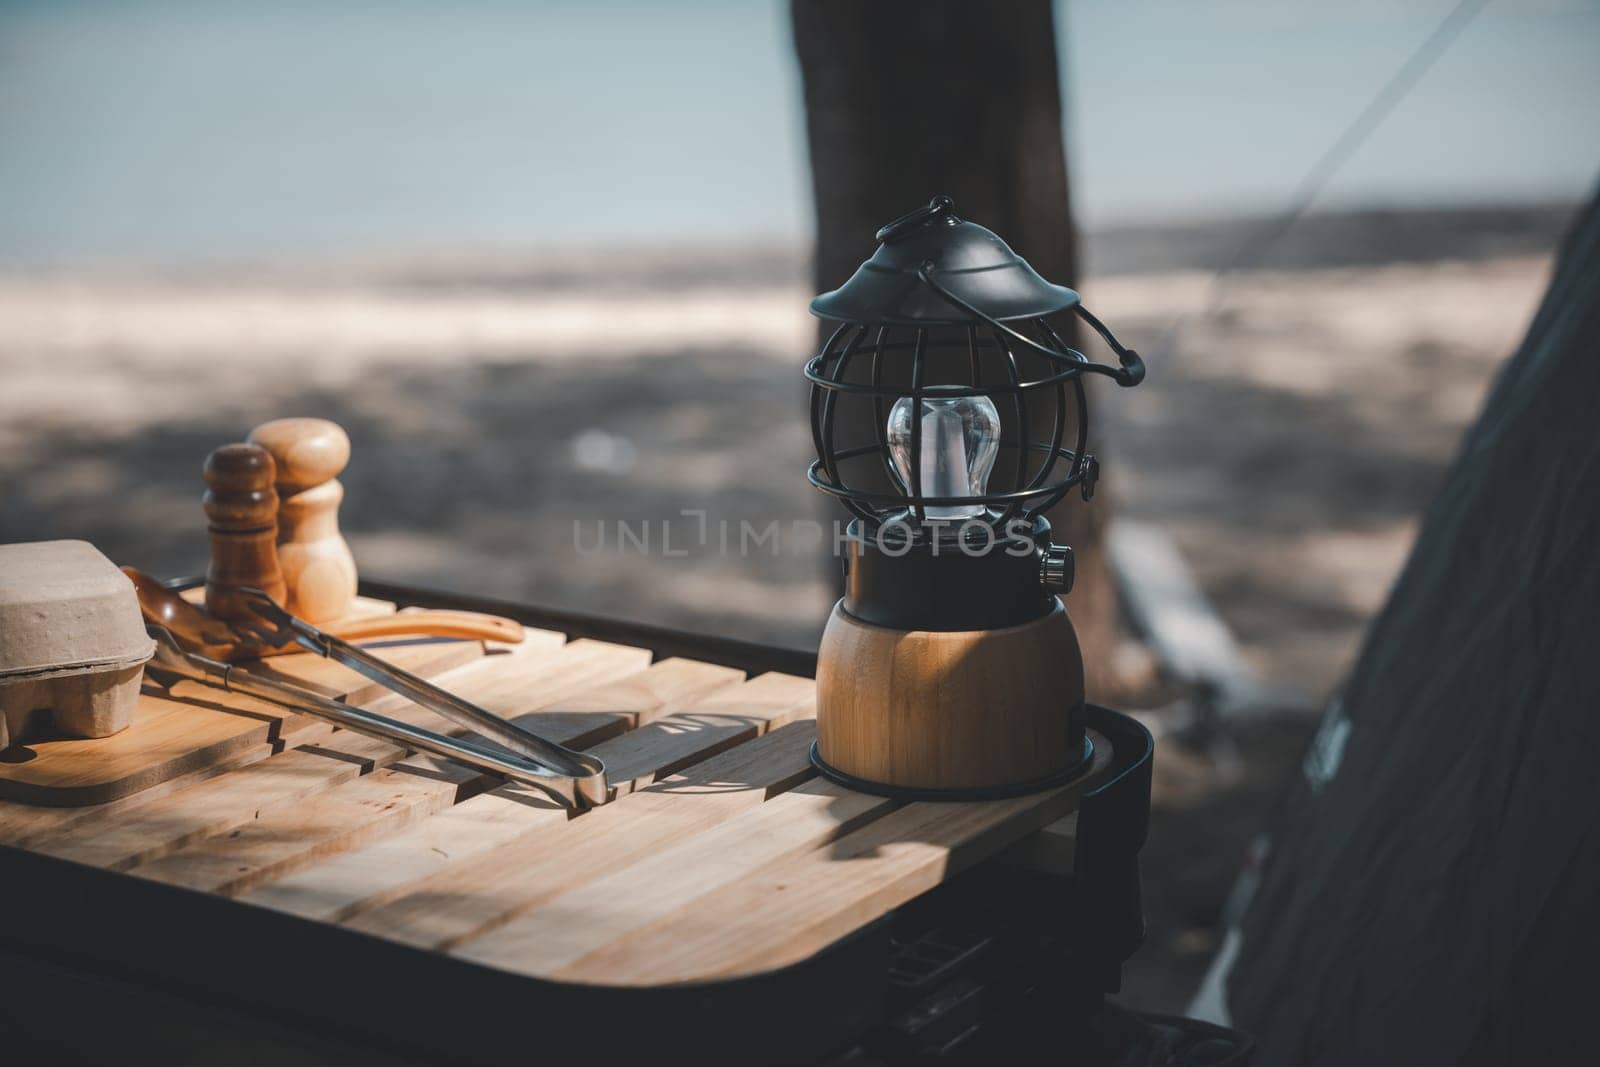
[0,0,1596,266]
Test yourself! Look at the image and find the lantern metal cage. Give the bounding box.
[804,196,1144,534]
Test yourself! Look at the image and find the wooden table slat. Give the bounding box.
[342,706,818,951]
[118,639,653,894]
[241,657,746,922]
[543,730,1112,986]
[454,776,897,977]
[585,670,816,791]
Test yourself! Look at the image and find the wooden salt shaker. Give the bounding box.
[247,418,357,623]
[203,443,288,622]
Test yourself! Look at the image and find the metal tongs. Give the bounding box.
[145,588,609,809]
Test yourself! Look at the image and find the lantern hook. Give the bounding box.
[876,194,958,243]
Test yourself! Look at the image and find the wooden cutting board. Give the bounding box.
[0,630,504,807]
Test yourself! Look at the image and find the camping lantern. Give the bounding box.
[806,195,1145,797]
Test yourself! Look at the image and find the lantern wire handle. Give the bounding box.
[870,326,909,495]
[914,265,1146,387]
[992,327,1031,493]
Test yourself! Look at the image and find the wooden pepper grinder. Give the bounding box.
[247,417,357,623]
[203,443,288,622]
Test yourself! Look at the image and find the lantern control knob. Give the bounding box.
[1039,544,1075,596]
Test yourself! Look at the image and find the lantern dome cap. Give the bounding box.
[810,195,1080,325]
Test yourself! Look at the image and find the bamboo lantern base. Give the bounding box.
[813,600,1090,798]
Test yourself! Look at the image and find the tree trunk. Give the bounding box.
[1220,188,1600,1064]
[790,0,1123,695]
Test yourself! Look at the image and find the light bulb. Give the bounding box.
[886,394,1001,520]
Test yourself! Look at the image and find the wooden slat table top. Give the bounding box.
[0,600,1110,989]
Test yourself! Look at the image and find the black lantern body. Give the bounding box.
[807,197,1146,800]
[806,195,1144,633]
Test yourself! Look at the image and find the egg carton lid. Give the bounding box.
[0,540,157,679]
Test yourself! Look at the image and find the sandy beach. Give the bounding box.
[0,232,1554,702]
